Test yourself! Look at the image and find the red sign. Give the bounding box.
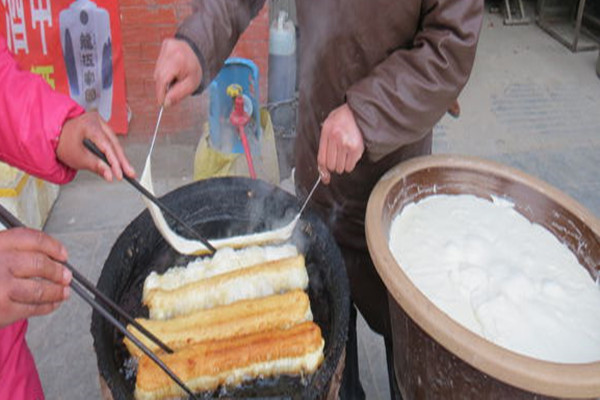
[0,0,128,134]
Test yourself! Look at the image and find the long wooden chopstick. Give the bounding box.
[0,204,199,399]
[83,138,217,254]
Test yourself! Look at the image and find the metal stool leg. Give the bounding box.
[504,0,531,25]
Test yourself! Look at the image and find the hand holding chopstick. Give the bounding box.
[83,138,217,254]
[0,204,199,400]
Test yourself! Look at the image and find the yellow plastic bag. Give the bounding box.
[0,162,59,229]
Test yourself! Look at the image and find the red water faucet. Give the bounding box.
[230,95,250,127]
[227,84,256,179]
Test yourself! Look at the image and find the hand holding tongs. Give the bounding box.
[0,204,199,399]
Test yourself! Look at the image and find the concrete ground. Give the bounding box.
[27,4,600,400]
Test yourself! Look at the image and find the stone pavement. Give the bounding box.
[27,6,600,400]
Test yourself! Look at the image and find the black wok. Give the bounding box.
[90,177,350,400]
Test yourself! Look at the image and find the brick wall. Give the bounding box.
[120,1,269,137]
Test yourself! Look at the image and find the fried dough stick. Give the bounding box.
[134,322,325,400]
[144,255,308,320]
[125,290,312,358]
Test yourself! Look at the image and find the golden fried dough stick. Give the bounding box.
[134,322,325,400]
[124,290,312,358]
[144,255,308,320]
[142,244,299,299]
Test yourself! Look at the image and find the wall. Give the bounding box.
[120,1,269,137]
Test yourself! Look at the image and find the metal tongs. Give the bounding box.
[0,204,199,399]
[299,175,321,217]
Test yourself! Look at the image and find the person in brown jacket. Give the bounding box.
[153,1,483,398]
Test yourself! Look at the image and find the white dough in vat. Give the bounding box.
[389,194,600,363]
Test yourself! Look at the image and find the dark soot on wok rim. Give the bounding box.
[91,177,350,400]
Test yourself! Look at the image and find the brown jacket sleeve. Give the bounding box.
[176,0,266,93]
[346,0,484,162]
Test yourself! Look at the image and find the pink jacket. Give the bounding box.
[1,34,85,400]
[0,35,83,184]
[0,321,45,400]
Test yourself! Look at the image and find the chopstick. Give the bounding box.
[83,138,217,254]
[0,205,199,399]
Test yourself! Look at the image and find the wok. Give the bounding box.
[90,177,350,400]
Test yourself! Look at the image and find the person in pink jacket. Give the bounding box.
[0,35,135,399]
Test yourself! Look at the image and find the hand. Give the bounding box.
[317,104,365,184]
[154,38,202,107]
[0,228,72,328]
[56,111,135,182]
